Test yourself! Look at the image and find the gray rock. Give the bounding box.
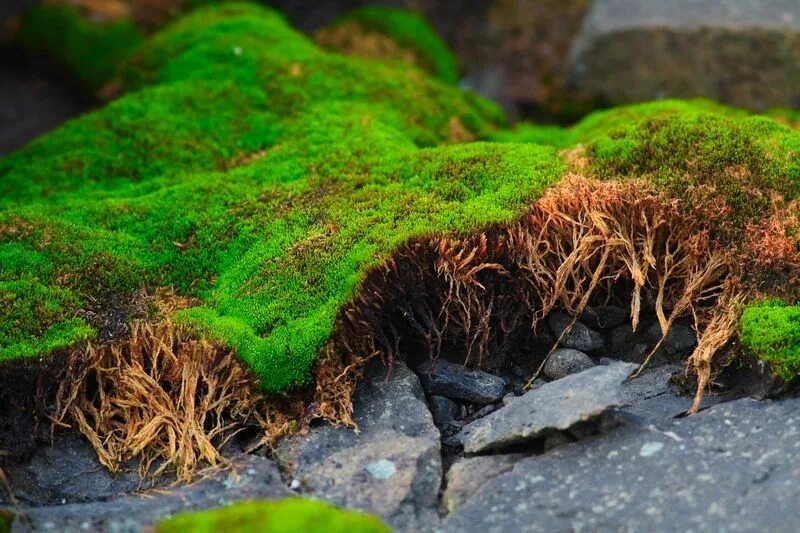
[442,454,525,513]
[610,323,634,353]
[547,312,604,352]
[417,360,506,404]
[276,360,441,532]
[580,305,629,330]
[543,348,595,380]
[457,363,636,454]
[5,435,140,506]
[646,322,697,353]
[444,398,800,532]
[429,395,459,427]
[7,455,288,532]
[567,0,800,112]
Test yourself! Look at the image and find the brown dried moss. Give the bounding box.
[52,294,359,482]
[336,175,797,413]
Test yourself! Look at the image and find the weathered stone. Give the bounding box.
[543,348,595,380]
[580,305,629,330]
[444,398,800,532]
[610,323,633,353]
[646,322,697,353]
[276,360,441,532]
[4,435,140,506]
[6,455,289,532]
[429,395,459,427]
[457,362,636,454]
[442,454,524,513]
[417,359,506,404]
[567,0,800,112]
[547,312,604,352]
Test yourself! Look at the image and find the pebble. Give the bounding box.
[544,348,596,380]
[417,359,506,404]
[548,312,605,352]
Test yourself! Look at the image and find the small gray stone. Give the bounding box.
[442,454,524,513]
[457,362,636,454]
[646,322,697,353]
[610,323,633,353]
[547,312,604,352]
[429,395,459,427]
[543,348,595,380]
[276,360,441,532]
[580,305,629,330]
[417,360,506,404]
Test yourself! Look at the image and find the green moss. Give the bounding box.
[4,3,800,389]
[0,509,13,533]
[325,6,459,85]
[0,3,554,390]
[493,99,800,218]
[157,498,388,533]
[14,4,144,91]
[741,300,800,382]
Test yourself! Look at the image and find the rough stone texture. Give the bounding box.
[543,348,595,380]
[442,454,524,513]
[547,312,604,352]
[4,455,289,532]
[444,398,800,532]
[417,359,506,404]
[457,363,635,454]
[4,435,140,506]
[646,322,697,353]
[579,305,629,330]
[429,395,460,427]
[567,0,800,111]
[276,360,441,532]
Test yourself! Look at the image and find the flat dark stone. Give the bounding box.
[457,363,636,454]
[417,360,506,404]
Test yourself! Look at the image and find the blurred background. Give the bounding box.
[3,0,800,154]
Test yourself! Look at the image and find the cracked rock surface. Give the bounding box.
[275,359,442,532]
[11,454,289,532]
[457,362,636,454]
[444,398,800,532]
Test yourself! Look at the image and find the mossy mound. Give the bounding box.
[0,3,552,394]
[2,2,800,406]
[314,6,459,85]
[157,498,389,533]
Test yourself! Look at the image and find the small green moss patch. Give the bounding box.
[157,498,389,533]
[741,301,800,382]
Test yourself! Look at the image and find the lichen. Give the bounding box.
[157,498,389,532]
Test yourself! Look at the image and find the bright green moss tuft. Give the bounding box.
[157,498,389,533]
[14,4,144,90]
[741,301,800,382]
[323,6,459,85]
